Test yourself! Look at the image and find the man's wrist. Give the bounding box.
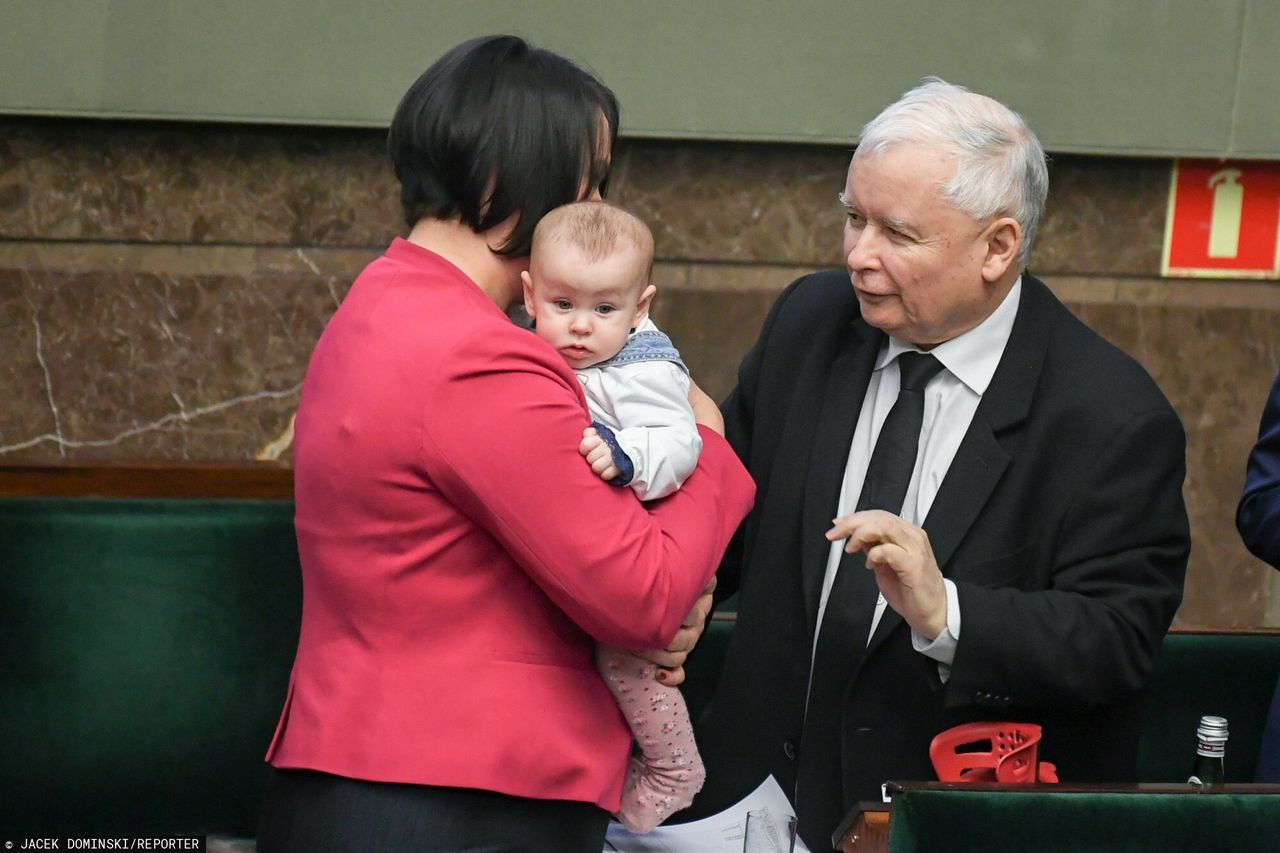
[912,579,961,667]
[916,580,951,640]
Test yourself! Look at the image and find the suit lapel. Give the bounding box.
[799,317,883,641]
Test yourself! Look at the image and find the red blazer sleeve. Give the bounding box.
[420,330,755,650]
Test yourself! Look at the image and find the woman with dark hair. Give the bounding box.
[255,35,754,852]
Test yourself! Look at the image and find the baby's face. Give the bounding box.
[522,246,651,370]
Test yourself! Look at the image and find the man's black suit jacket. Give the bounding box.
[689,270,1190,850]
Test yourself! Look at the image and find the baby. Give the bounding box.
[522,200,705,832]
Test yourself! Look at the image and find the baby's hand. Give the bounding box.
[580,427,621,482]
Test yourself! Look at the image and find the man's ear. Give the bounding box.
[634,284,657,324]
[981,217,1022,283]
[520,270,536,316]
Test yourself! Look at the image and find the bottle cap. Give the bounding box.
[1197,715,1228,742]
[1196,715,1228,756]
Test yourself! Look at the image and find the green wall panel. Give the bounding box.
[1233,0,1280,158]
[1,0,1276,158]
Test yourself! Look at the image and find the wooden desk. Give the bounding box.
[835,802,891,852]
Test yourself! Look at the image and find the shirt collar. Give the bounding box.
[876,276,1022,395]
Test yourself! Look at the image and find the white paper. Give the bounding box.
[603,775,812,852]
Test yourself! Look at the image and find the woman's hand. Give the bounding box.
[635,576,717,685]
[688,379,724,436]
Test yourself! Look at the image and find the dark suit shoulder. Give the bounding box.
[754,269,860,350]
[776,268,857,315]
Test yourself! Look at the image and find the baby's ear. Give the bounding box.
[520,271,536,314]
[634,284,657,321]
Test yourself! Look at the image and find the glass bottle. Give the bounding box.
[1187,715,1228,786]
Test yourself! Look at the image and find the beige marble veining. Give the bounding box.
[1034,156,1169,276]
[611,140,849,266]
[649,287,782,404]
[1049,275,1280,309]
[1116,277,1280,310]
[0,240,382,279]
[0,267,346,463]
[0,119,402,246]
[0,268,60,450]
[685,262,816,293]
[1071,300,1280,628]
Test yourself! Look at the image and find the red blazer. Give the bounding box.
[266,238,754,811]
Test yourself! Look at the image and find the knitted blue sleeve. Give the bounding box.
[590,421,635,487]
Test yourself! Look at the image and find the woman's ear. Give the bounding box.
[981,217,1022,283]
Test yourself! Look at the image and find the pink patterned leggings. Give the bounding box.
[595,644,707,833]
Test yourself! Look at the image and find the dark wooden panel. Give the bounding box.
[0,463,293,499]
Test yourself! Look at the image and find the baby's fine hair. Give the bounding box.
[533,201,655,280]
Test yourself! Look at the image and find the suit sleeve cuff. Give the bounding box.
[911,578,961,681]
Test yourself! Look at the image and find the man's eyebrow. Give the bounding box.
[837,192,918,235]
[882,215,915,234]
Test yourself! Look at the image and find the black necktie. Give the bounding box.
[796,351,945,846]
[855,352,946,514]
[824,350,944,639]
[817,349,944,647]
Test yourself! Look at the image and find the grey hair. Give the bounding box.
[857,77,1048,269]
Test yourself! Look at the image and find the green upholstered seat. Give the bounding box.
[0,497,301,836]
[886,786,1280,853]
[1138,631,1280,782]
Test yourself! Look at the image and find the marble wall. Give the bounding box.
[1,117,1277,628]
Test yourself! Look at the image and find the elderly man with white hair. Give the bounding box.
[685,79,1190,850]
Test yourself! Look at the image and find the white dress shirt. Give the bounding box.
[813,277,1023,680]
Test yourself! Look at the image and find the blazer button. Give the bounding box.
[783,739,797,760]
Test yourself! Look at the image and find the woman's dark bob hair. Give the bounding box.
[388,35,619,258]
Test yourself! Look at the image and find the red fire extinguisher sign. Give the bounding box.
[1162,159,1280,278]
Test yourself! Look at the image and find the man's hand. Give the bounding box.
[826,510,948,640]
[635,576,717,685]
[579,427,621,481]
[688,379,724,436]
